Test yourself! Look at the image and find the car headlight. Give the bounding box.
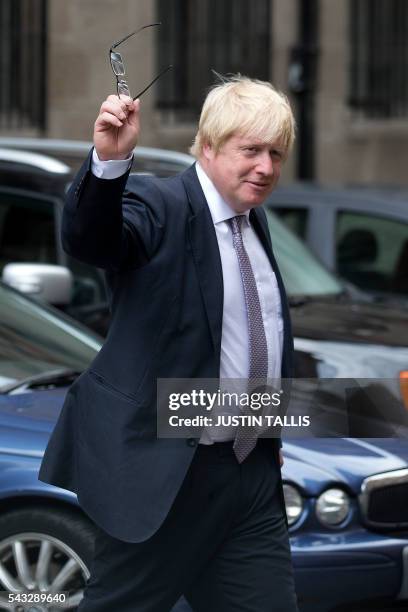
[283,484,303,526]
[316,488,350,526]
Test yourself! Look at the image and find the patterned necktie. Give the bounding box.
[229,215,268,462]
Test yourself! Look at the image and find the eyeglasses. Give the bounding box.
[109,23,172,100]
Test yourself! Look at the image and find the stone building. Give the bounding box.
[1,0,407,185]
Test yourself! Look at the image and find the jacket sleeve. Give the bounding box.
[62,149,166,271]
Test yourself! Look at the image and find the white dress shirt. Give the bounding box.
[91,152,283,443]
[195,163,283,443]
[91,149,133,178]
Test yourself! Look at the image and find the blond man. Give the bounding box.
[40,75,299,611]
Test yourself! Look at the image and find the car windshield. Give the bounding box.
[264,208,343,297]
[0,282,101,388]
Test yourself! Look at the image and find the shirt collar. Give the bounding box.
[195,162,251,227]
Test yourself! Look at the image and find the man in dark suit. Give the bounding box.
[39,75,298,611]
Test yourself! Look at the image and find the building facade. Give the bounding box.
[1,0,408,186]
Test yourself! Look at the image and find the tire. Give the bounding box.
[0,505,97,611]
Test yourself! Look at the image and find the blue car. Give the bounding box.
[0,281,100,610]
[283,438,408,611]
[0,282,406,611]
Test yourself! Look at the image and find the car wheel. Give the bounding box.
[0,505,96,611]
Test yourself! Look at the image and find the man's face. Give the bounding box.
[201,133,285,212]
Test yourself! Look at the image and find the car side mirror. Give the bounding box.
[2,263,73,306]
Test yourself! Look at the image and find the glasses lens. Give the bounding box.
[117,79,131,98]
[110,52,125,76]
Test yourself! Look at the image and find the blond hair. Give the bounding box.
[190,75,295,159]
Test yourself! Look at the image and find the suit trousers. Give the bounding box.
[78,439,299,612]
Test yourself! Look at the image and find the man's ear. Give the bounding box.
[202,142,214,161]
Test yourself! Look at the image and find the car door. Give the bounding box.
[270,196,335,269]
[0,187,59,271]
[335,210,408,300]
[0,187,110,333]
[48,195,111,334]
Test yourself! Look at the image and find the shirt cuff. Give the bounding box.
[91,148,133,179]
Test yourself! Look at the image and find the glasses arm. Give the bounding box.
[110,22,162,52]
[133,64,172,100]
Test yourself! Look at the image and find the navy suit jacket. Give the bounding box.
[39,152,294,543]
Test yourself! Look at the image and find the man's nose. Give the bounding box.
[256,152,274,176]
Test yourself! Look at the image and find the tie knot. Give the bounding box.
[229,215,244,235]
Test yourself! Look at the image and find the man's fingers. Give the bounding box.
[117,94,133,106]
[104,95,132,114]
[95,111,123,129]
[106,93,132,104]
[106,94,133,108]
[100,98,139,125]
[100,101,128,121]
[127,99,140,127]
[94,96,139,159]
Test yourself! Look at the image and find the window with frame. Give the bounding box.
[348,0,408,119]
[0,191,57,271]
[273,208,308,240]
[336,210,408,297]
[156,0,271,122]
[0,0,47,131]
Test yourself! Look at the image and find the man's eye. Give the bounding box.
[271,150,283,160]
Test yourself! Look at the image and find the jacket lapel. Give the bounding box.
[181,166,224,357]
[251,207,294,379]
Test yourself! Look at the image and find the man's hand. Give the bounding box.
[279,449,284,467]
[94,95,140,161]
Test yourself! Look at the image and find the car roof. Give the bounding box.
[0,147,73,197]
[0,137,195,167]
[268,181,408,215]
[0,138,195,194]
[0,147,71,175]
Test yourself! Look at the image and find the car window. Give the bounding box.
[0,191,57,272]
[336,211,408,296]
[0,282,100,387]
[66,256,107,308]
[264,208,342,297]
[273,207,308,239]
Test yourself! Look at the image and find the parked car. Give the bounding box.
[267,183,408,305]
[0,280,101,610]
[0,136,194,177]
[0,143,408,434]
[0,142,195,335]
[1,141,408,609]
[3,138,408,306]
[0,280,406,611]
[0,143,408,350]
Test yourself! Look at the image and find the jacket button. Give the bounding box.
[187,438,197,447]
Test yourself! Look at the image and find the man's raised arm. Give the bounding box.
[62,96,164,270]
